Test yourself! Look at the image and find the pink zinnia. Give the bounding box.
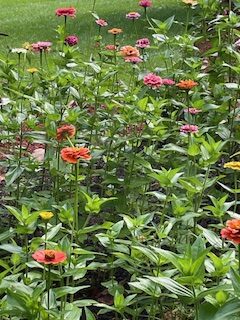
[125,56,143,64]
[180,124,199,134]
[183,108,202,114]
[31,41,52,52]
[126,12,141,20]
[143,73,163,89]
[136,38,150,48]
[96,19,108,27]
[139,0,152,7]
[105,44,117,51]
[162,78,175,85]
[55,7,76,18]
[65,35,79,46]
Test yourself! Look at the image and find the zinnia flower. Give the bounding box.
[224,162,240,171]
[27,67,39,74]
[39,211,54,220]
[176,80,198,90]
[22,42,32,50]
[221,219,240,244]
[61,147,91,164]
[120,46,140,57]
[31,42,52,52]
[55,7,76,18]
[125,56,142,64]
[182,0,198,5]
[108,28,123,35]
[162,78,175,85]
[96,19,108,27]
[126,12,141,20]
[139,0,152,7]
[57,124,76,142]
[184,108,202,114]
[180,124,199,133]
[143,73,163,89]
[32,249,67,264]
[11,48,27,54]
[105,44,117,51]
[234,39,240,50]
[136,38,150,48]
[65,35,79,46]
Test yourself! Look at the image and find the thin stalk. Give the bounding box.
[47,265,51,318]
[238,244,240,275]
[74,163,79,231]
[234,172,238,213]
[44,222,47,250]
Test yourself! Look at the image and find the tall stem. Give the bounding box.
[74,163,79,231]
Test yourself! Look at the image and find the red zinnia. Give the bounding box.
[55,7,76,18]
[32,249,67,265]
[139,0,152,7]
[61,146,91,164]
[57,124,76,141]
[221,219,240,244]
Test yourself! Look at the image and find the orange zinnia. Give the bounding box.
[108,28,123,35]
[32,249,67,264]
[120,46,140,57]
[221,219,240,244]
[57,124,76,141]
[61,146,91,164]
[176,80,198,90]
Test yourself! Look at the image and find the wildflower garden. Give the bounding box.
[2,0,240,319]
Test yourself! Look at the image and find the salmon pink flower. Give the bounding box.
[108,28,123,35]
[65,35,79,46]
[55,7,76,18]
[32,249,67,265]
[120,46,140,57]
[105,44,117,51]
[162,78,175,85]
[125,56,142,64]
[143,73,163,89]
[136,38,150,48]
[57,124,76,142]
[221,219,240,244]
[139,0,152,7]
[61,147,91,164]
[126,12,141,20]
[180,124,199,133]
[96,19,108,27]
[31,42,52,52]
[184,108,202,114]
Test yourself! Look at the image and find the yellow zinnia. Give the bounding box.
[39,211,54,220]
[224,162,240,171]
[27,67,39,74]
[182,0,198,5]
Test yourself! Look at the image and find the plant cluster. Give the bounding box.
[1,0,240,319]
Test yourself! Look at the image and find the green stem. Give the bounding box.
[238,244,240,275]
[74,163,79,231]
[47,265,51,314]
[234,172,238,213]
[44,222,47,250]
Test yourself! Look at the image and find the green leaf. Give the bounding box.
[147,276,193,297]
[54,286,90,298]
[0,244,22,253]
[84,307,96,320]
[5,166,24,186]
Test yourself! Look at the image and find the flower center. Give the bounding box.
[44,250,55,261]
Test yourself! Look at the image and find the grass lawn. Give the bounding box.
[0,0,185,54]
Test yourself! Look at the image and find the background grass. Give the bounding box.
[0,0,185,54]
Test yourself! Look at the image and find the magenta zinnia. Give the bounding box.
[143,73,163,89]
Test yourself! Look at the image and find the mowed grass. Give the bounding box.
[0,0,186,54]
